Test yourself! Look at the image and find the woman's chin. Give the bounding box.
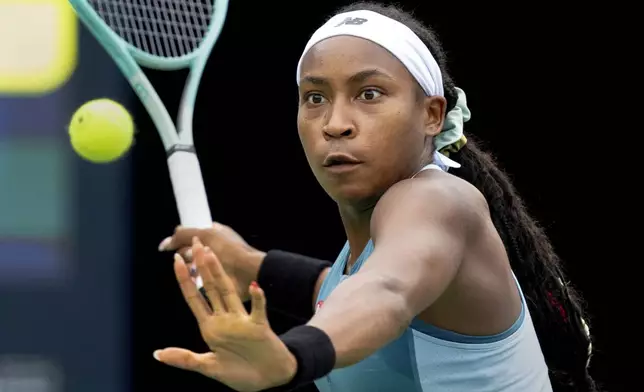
[326,184,382,209]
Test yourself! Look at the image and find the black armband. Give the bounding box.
[257,250,331,321]
[275,325,336,390]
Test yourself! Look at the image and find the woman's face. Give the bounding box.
[297,35,445,206]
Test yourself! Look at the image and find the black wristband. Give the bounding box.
[276,325,336,390]
[257,250,331,321]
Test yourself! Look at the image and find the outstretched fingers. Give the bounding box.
[196,237,246,315]
[193,238,225,313]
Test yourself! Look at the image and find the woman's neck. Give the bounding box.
[338,204,374,270]
[335,159,430,269]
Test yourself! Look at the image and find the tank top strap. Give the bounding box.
[315,240,376,306]
[315,242,350,306]
[415,150,460,174]
[350,240,375,273]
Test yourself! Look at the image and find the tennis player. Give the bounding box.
[155,3,596,392]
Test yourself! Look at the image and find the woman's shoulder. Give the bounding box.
[373,170,490,232]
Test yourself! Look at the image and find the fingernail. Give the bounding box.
[153,350,161,361]
[158,237,172,251]
[204,246,211,254]
[192,236,201,245]
[185,248,193,260]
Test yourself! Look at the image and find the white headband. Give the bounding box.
[296,10,444,97]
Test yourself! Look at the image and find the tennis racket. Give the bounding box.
[68,0,230,287]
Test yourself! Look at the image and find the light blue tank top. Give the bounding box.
[313,158,553,392]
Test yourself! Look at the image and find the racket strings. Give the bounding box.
[88,0,214,58]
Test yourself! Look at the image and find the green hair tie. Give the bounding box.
[436,87,471,157]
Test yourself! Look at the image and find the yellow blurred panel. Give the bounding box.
[0,0,77,95]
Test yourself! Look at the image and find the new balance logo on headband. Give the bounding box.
[335,17,368,27]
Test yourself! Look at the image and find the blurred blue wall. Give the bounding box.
[0,3,132,391]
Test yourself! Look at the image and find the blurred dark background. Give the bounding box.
[0,1,628,392]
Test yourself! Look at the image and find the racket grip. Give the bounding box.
[167,151,213,229]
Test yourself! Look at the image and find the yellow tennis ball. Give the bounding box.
[69,99,134,163]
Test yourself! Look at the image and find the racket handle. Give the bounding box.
[167,150,213,229]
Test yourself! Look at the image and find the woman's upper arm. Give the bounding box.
[360,175,486,317]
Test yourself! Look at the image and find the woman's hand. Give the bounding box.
[159,223,265,302]
[154,238,297,392]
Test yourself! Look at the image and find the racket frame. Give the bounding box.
[68,0,230,231]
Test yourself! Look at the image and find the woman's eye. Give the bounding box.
[358,89,382,101]
[306,93,326,105]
